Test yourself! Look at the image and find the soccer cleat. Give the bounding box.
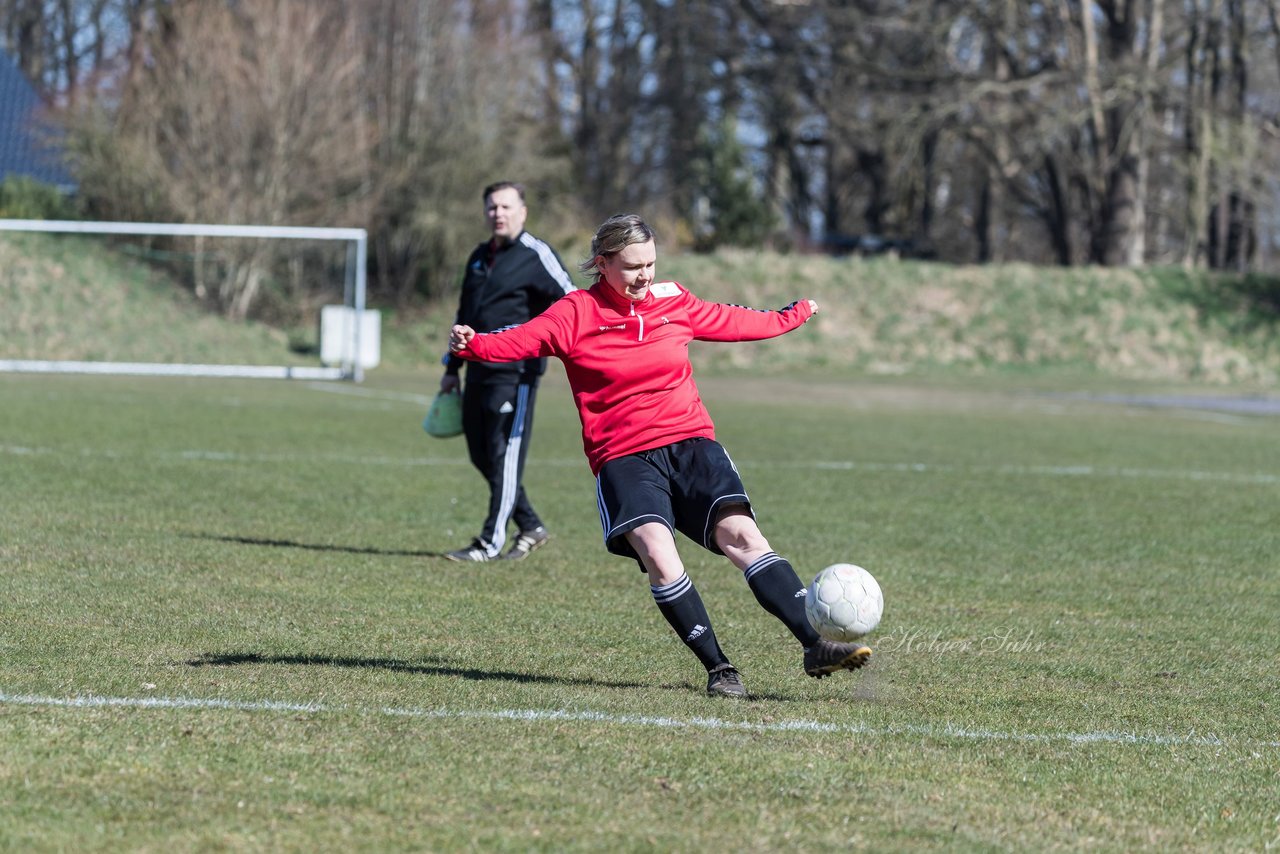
[502,526,549,561]
[445,539,492,562]
[803,639,872,678]
[706,663,748,698]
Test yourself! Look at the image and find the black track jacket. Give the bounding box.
[445,230,575,383]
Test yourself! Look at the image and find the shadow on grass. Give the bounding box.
[184,651,794,700]
[191,533,446,558]
[185,651,656,690]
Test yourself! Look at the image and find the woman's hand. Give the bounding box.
[449,324,476,354]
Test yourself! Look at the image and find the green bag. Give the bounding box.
[423,390,463,438]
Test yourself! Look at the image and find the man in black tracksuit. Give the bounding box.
[440,181,575,561]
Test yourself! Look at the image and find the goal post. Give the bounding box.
[0,218,372,381]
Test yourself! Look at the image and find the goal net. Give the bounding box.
[0,218,373,381]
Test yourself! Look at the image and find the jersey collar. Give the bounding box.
[592,280,652,312]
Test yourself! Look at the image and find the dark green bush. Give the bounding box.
[0,176,75,219]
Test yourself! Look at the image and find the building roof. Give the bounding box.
[0,47,75,190]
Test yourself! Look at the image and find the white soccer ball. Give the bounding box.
[805,563,884,641]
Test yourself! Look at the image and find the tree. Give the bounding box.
[691,115,775,250]
[19,0,1280,299]
[537,0,757,237]
[68,0,377,319]
[360,0,574,306]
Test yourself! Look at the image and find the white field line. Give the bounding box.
[303,382,432,405]
[2,690,1274,750]
[3,443,1276,485]
[809,459,1280,485]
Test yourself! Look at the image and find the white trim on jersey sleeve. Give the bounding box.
[520,232,577,294]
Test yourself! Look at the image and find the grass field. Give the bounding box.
[2,366,1278,851]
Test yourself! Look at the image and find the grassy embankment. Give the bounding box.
[4,231,1278,386]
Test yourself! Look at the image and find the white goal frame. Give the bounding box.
[0,218,370,381]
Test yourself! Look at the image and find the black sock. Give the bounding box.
[744,552,821,646]
[651,573,729,671]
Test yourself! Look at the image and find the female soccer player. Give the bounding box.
[449,213,870,697]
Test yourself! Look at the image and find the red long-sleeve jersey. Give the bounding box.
[456,280,815,474]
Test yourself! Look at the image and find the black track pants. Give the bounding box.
[462,377,543,554]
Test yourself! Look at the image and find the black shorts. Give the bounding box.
[595,438,755,567]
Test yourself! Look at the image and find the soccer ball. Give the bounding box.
[804,563,884,641]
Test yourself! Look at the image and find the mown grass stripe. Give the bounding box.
[5,443,1276,485]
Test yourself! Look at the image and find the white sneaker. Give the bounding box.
[445,539,492,562]
[502,527,549,561]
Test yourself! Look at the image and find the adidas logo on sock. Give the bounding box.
[685,624,707,642]
[794,589,807,597]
